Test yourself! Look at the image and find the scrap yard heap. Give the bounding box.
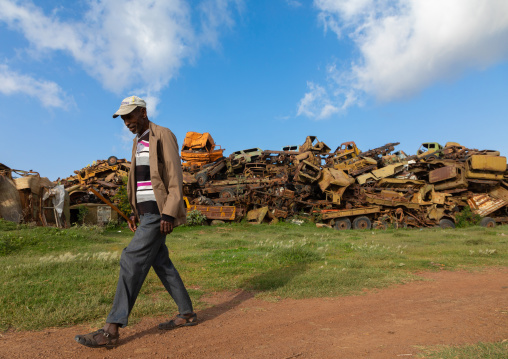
[1,133,507,230]
[61,156,130,205]
[180,133,508,229]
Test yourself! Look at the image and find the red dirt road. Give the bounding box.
[1,268,507,359]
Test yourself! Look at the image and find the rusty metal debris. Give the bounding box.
[60,157,130,206]
[181,138,508,229]
[181,132,224,170]
[1,164,69,227]
[1,158,133,226]
[2,138,507,230]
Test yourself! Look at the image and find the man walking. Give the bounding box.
[75,96,196,348]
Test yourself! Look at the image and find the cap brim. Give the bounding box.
[112,104,137,118]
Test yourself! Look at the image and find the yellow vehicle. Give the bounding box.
[318,206,382,230]
[183,197,240,221]
[356,162,407,185]
[334,156,377,176]
[465,155,506,181]
[416,142,443,161]
[72,158,129,186]
[181,132,224,168]
[327,141,361,166]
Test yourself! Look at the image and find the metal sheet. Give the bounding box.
[188,204,236,220]
[469,155,506,172]
[429,166,456,183]
[489,185,508,202]
[467,194,508,217]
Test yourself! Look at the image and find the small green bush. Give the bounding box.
[111,176,131,217]
[77,205,89,225]
[186,209,207,226]
[455,206,481,228]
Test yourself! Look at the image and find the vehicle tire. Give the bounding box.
[195,173,208,186]
[200,197,214,206]
[219,188,235,199]
[353,216,371,230]
[107,156,118,166]
[334,218,351,230]
[426,155,437,161]
[439,218,455,229]
[480,217,496,228]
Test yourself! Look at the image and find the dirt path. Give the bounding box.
[1,268,507,359]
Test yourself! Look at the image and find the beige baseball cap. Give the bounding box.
[112,96,146,118]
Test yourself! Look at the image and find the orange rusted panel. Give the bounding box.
[467,194,507,217]
[187,204,236,221]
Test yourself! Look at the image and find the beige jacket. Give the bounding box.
[127,121,187,227]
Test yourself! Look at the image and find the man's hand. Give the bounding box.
[128,216,137,232]
[160,219,174,235]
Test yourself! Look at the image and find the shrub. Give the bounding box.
[455,206,481,228]
[77,205,89,225]
[186,209,207,226]
[111,176,131,217]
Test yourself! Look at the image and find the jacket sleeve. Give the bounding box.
[159,128,184,218]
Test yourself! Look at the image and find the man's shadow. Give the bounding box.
[121,263,309,344]
[198,262,309,322]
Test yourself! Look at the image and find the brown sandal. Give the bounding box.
[158,313,198,330]
[74,329,119,348]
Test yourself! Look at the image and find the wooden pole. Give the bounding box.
[88,186,134,227]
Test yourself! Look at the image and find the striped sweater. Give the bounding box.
[135,129,160,216]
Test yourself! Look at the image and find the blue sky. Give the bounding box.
[1,0,507,181]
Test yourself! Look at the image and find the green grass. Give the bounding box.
[1,219,507,331]
[417,341,508,358]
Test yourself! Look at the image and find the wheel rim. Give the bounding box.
[335,219,350,230]
[357,220,368,229]
[196,175,206,186]
[337,222,348,230]
[220,189,234,199]
[107,156,118,165]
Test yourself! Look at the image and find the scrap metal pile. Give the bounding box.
[0,157,132,227]
[60,156,130,205]
[0,164,66,226]
[2,133,507,230]
[181,133,508,229]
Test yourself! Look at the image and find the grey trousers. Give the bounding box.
[106,213,193,327]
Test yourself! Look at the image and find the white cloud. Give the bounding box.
[0,63,70,108]
[300,0,508,119]
[297,82,339,120]
[0,0,242,113]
